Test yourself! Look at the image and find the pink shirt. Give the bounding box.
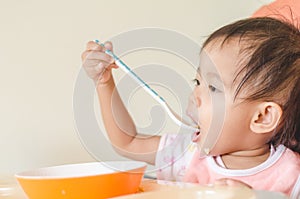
[156,134,300,199]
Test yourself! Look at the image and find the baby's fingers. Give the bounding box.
[107,63,118,70]
[103,41,113,51]
[81,40,117,84]
[86,41,103,51]
[81,51,114,66]
[86,51,113,62]
[84,61,109,81]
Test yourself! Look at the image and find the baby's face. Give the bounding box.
[189,39,261,155]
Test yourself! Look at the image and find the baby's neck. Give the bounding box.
[220,144,271,169]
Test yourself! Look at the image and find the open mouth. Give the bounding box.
[191,126,201,142]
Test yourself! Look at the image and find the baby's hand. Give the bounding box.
[81,41,118,85]
[213,178,252,189]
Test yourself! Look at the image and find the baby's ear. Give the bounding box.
[250,102,282,134]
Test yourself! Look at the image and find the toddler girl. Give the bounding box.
[81,17,300,198]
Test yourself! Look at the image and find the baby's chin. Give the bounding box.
[192,130,227,156]
[205,145,235,156]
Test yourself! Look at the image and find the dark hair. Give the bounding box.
[203,17,300,153]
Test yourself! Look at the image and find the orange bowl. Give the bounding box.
[15,161,147,199]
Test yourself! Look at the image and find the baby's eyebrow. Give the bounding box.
[207,72,221,82]
[207,72,227,89]
[197,67,220,81]
[197,67,226,88]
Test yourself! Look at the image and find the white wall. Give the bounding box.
[0,0,273,176]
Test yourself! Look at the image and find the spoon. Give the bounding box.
[94,40,199,132]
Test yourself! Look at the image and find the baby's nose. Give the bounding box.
[186,93,199,123]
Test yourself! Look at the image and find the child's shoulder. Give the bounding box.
[282,146,300,165]
[273,145,300,178]
[278,147,300,198]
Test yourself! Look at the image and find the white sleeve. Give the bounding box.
[290,174,300,199]
[155,133,197,182]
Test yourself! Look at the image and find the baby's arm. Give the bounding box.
[81,41,160,165]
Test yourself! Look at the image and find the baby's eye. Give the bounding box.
[209,85,220,92]
[193,79,200,86]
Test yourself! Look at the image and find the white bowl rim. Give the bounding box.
[15,161,147,180]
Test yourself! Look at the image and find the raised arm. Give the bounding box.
[81,41,160,164]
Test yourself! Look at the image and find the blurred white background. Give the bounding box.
[0,0,273,176]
